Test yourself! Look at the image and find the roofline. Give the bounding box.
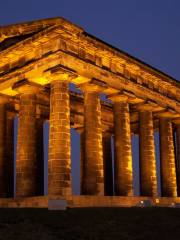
[83,31,180,86]
[0,17,179,86]
[0,17,83,38]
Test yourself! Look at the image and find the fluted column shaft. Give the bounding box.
[48,80,72,196]
[113,99,133,196]
[159,118,177,197]
[139,111,157,196]
[16,93,37,197]
[103,132,113,196]
[82,90,104,195]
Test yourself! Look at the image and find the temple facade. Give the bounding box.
[0,18,180,208]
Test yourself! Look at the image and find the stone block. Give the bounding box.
[137,200,152,207]
[48,199,67,210]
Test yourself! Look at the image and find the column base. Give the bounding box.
[0,196,180,208]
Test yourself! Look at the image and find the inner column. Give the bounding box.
[16,90,38,197]
[48,76,72,196]
[139,111,157,196]
[0,101,6,197]
[81,85,104,195]
[102,130,113,196]
[76,128,85,195]
[159,118,177,197]
[36,117,44,195]
[6,112,14,197]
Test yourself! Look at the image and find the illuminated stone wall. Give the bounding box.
[0,18,179,204]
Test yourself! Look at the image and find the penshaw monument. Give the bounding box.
[0,17,180,208]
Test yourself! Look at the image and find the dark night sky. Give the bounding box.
[1,0,180,195]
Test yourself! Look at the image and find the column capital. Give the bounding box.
[79,78,107,93]
[173,118,180,124]
[156,111,180,119]
[76,127,84,134]
[0,94,9,104]
[12,79,40,94]
[102,124,112,135]
[132,100,164,112]
[45,64,77,83]
[108,93,128,103]
[50,72,76,82]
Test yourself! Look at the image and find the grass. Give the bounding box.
[0,207,180,239]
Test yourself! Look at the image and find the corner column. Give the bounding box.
[48,76,72,196]
[111,95,133,196]
[81,84,104,195]
[139,111,157,196]
[159,118,177,197]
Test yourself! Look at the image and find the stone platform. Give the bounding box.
[0,196,180,208]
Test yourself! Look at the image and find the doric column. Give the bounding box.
[102,130,113,196]
[6,112,14,197]
[81,83,104,195]
[0,98,14,198]
[176,124,180,196]
[15,86,38,197]
[36,117,44,195]
[0,101,7,197]
[48,75,72,196]
[110,95,133,196]
[139,111,157,196]
[76,128,85,195]
[159,118,177,197]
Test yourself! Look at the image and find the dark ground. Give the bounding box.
[0,207,180,240]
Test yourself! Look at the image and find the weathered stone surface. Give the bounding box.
[36,117,44,195]
[82,90,104,195]
[103,132,113,196]
[48,80,72,196]
[48,199,67,210]
[0,18,179,208]
[0,104,7,197]
[139,111,157,196]
[113,100,133,196]
[76,129,85,195]
[6,112,14,197]
[0,195,180,208]
[159,118,177,197]
[16,93,38,197]
[175,124,180,196]
[0,104,14,198]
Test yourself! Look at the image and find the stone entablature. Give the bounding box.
[0,18,179,111]
[0,18,180,206]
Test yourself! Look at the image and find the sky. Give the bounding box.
[1,0,180,195]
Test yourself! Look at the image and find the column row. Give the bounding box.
[0,78,179,198]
